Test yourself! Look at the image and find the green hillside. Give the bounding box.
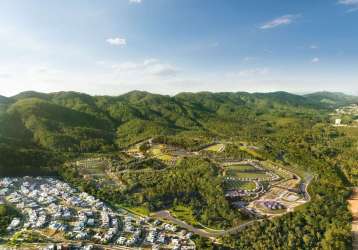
[0,90,357,249]
[0,90,356,177]
[305,91,358,107]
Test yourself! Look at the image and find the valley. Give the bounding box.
[0,90,356,249]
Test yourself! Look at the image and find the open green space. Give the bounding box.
[225,164,258,172]
[204,143,224,152]
[149,145,174,161]
[116,204,150,216]
[224,165,268,179]
[1,90,357,249]
[170,205,201,227]
[225,181,256,190]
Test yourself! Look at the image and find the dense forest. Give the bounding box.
[0,90,357,249]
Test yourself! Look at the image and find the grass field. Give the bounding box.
[224,165,268,179]
[225,181,256,190]
[204,143,224,152]
[117,204,150,216]
[225,164,258,172]
[169,205,200,227]
[157,154,173,161]
[150,145,174,161]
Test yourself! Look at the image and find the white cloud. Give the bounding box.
[338,0,358,5]
[146,64,179,77]
[129,0,142,3]
[260,15,300,29]
[0,73,11,79]
[242,56,257,62]
[0,67,12,79]
[143,58,159,65]
[310,45,319,49]
[338,0,358,12]
[106,37,126,46]
[311,57,320,63]
[111,59,180,78]
[227,68,270,78]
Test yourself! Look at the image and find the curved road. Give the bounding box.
[153,175,313,239]
[153,210,262,238]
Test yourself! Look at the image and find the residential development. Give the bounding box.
[0,177,195,250]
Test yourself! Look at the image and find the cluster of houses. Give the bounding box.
[44,244,95,250]
[335,104,358,115]
[0,177,195,249]
[223,160,291,209]
[224,180,265,200]
[262,200,285,210]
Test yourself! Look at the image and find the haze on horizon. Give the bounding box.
[0,0,357,97]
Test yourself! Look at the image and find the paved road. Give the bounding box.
[300,175,313,202]
[153,173,313,239]
[153,210,261,238]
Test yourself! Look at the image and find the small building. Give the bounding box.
[335,119,342,125]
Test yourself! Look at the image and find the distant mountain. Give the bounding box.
[12,91,52,101]
[304,91,358,107]
[0,89,352,177]
[0,90,326,154]
[0,95,10,104]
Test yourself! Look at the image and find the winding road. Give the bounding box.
[153,175,313,239]
[152,210,261,239]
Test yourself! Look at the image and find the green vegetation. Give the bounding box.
[120,158,243,229]
[225,164,257,172]
[118,205,151,217]
[8,230,54,245]
[0,204,19,236]
[224,165,267,179]
[304,91,358,108]
[170,205,201,227]
[204,144,224,152]
[225,181,257,190]
[1,90,357,249]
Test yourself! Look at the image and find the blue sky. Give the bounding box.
[0,0,357,96]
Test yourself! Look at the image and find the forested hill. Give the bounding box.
[1,90,322,152]
[1,90,357,249]
[304,91,358,107]
[0,90,356,177]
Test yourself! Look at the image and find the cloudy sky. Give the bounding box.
[0,0,357,96]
